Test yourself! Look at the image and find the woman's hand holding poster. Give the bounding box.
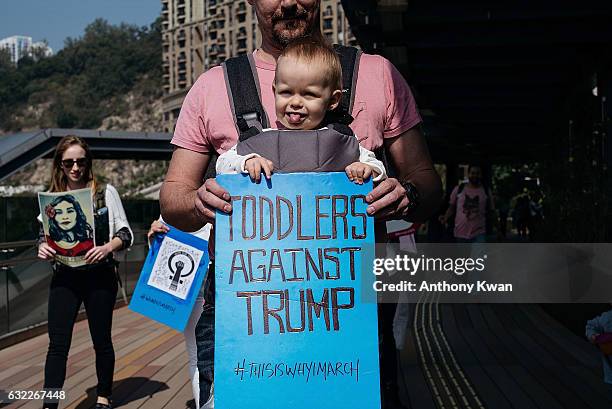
[215,173,381,409]
[38,188,95,268]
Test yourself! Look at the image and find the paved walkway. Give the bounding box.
[399,302,612,409]
[1,302,610,409]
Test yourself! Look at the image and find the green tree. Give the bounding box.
[0,17,162,132]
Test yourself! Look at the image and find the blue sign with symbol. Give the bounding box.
[129,225,209,331]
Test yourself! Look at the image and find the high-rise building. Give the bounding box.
[320,0,356,46]
[0,36,53,65]
[0,36,31,64]
[162,0,357,132]
[161,0,206,126]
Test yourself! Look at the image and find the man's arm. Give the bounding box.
[366,127,443,222]
[160,148,231,231]
[386,127,443,221]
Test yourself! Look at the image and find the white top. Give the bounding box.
[105,184,133,247]
[216,129,387,182]
[156,216,212,241]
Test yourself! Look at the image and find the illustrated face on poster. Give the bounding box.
[147,236,204,300]
[38,188,95,268]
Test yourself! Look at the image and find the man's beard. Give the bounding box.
[271,8,313,46]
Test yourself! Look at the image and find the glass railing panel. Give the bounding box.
[0,240,149,337]
[0,266,8,335]
[6,256,53,333]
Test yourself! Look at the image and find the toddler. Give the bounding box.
[216,38,386,184]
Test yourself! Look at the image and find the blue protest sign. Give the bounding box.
[215,173,380,408]
[129,225,209,332]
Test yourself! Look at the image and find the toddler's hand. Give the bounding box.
[345,162,373,185]
[147,220,169,245]
[244,157,274,182]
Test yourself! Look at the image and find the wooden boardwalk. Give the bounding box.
[0,305,194,409]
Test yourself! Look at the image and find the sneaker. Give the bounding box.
[94,401,112,409]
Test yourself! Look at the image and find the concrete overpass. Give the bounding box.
[0,128,172,181]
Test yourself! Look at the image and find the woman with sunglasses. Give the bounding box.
[37,136,133,409]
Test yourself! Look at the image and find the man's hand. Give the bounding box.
[365,178,410,220]
[195,178,232,224]
[38,242,56,260]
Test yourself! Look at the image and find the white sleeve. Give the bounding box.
[358,145,387,182]
[158,214,211,240]
[105,184,133,247]
[216,144,260,174]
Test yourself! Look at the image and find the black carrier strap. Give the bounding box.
[204,54,271,180]
[333,45,362,117]
[335,46,393,177]
[223,53,270,140]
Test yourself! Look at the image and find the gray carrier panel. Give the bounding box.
[236,127,360,173]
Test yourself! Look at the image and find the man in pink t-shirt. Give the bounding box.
[160,1,442,408]
[162,3,442,231]
[441,165,495,242]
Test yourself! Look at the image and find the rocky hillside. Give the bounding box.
[0,18,167,197]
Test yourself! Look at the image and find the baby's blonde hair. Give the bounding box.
[277,37,342,92]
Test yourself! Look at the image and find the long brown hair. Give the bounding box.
[49,136,96,192]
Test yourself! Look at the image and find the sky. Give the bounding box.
[0,0,161,52]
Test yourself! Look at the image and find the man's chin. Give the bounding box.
[272,26,310,46]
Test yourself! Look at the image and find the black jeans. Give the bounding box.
[196,264,215,407]
[43,264,118,408]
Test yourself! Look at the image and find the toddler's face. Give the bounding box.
[274,56,341,130]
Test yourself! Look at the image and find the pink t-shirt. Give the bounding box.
[171,50,422,154]
[449,185,488,239]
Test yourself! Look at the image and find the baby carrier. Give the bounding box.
[235,124,360,173]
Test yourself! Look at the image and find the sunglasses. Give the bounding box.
[61,158,88,169]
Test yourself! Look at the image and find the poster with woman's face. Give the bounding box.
[38,188,96,268]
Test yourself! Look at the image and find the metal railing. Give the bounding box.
[0,230,150,338]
